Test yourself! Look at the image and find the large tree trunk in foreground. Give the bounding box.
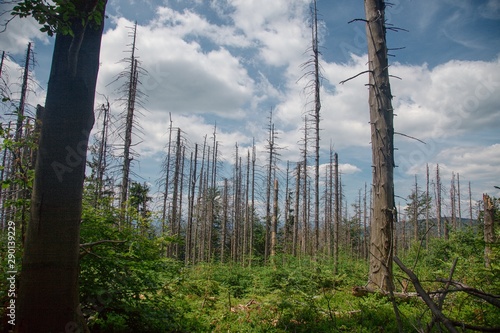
[17,5,107,332]
[365,0,395,292]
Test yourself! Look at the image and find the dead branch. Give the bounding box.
[339,70,372,85]
[448,320,500,333]
[393,256,459,333]
[348,18,368,24]
[434,279,500,308]
[394,132,426,144]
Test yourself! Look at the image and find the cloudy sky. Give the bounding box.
[1,0,499,218]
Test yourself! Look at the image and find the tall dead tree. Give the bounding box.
[119,22,140,224]
[271,179,279,259]
[299,0,322,255]
[249,141,256,266]
[170,128,182,257]
[426,164,430,248]
[293,162,301,257]
[311,0,321,255]
[264,110,281,261]
[468,182,473,227]
[364,0,396,292]
[334,152,340,274]
[483,194,495,268]
[92,99,111,208]
[161,113,173,234]
[185,145,198,265]
[450,172,457,232]
[436,164,442,238]
[301,116,309,256]
[15,42,32,143]
[457,173,462,226]
[221,178,228,263]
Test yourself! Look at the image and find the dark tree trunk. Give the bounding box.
[17,4,107,331]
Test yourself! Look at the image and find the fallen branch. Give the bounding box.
[434,279,500,308]
[393,256,459,333]
[449,320,500,333]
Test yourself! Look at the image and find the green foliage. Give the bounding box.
[11,0,106,36]
[78,200,204,332]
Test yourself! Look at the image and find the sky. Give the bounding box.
[1,0,499,219]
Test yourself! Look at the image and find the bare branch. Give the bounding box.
[339,70,372,85]
[394,132,426,144]
[394,256,459,333]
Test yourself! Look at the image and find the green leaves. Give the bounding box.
[11,0,106,36]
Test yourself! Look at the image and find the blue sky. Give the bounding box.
[1,0,499,219]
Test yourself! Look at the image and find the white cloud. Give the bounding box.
[0,11,49,56]
[97,16,255,117]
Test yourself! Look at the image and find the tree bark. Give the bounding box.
[17,3,107,331]
[364,0,395,292]
[483,193,495,268]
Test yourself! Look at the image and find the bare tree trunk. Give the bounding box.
[457,173,462,227]
[311,0,321,257]
[365,0,395,292]
[468,181,473,227]
[185,145,198,265]
[15,42,31,143]
[94,100,110,208]
[161,114,173,234]
[265,115,275,261]
[120,22,139,223]
[271,179,278,259]
[293,162,301,257]
[483,194,495,268]
[284,161,291,255]
[175,145,185,259]
[249,142,256,266]
[170,129,181,257]
[221,178,228,263]
[451,172,456,232]
[436,164,442,238]
[414,175,418,242]
[426,164,430,249]
[334,153,339,274]
[363,182,368,259]
[243,149,250,263]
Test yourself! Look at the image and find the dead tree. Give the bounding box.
[293,162,301,257]
[119,22,144,224]
[270,179,278,258]
[249,142,256,266]
[161,113,173,234]
[425,164,430,249]
[457,173,462,226]
[436,164,442,238]
[185,145,198,265]
[450,172,457,232]
[221,178,228,263]
[364,0,396,292]
[483,193,495,268]
[468,182,473,227]
[334,152,340,274]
